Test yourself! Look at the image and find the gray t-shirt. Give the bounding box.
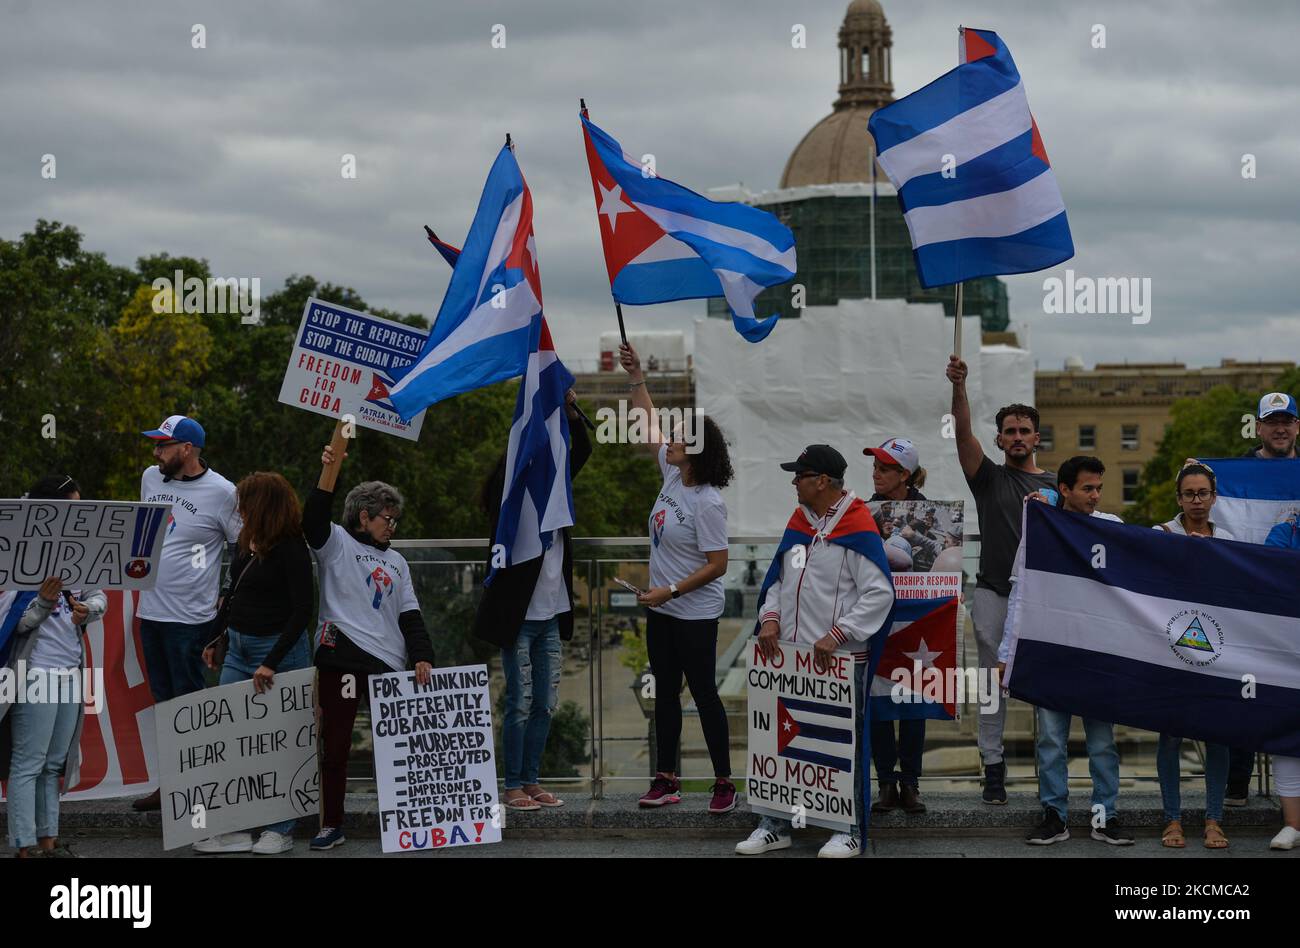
[967,455,1057,596]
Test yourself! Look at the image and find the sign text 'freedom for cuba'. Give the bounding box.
[278,297,428,441]
[0,500,171,591]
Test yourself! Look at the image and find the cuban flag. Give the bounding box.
[489,317,576,580]
[580,110,796,342]
[1197,457,1300,545]
[867,28,1074,288]
[0,590,38,665]
[870,597,961,720]
[777,696,854,772]
[389,145,542,417]
[1004,502,1300,756]
[424,225,462,268]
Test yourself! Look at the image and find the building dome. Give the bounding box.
[780,0,894,187]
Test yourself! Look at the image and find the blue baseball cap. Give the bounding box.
[1258,393,1298,420]
[142,414,206,448]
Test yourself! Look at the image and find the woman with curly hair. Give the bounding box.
[619,341,736,815]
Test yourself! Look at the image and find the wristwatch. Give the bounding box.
[669,583,681,599]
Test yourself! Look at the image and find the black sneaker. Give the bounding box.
[1026,807,1069,845]
[1091,817,1135,846]
[982,761,1007,805]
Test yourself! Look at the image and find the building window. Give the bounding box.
[1122,424,1139,450]
[1079,425,1096,450]
[1123,469,1139,504]
[1039,426,1054,452]
[861,50,871,79]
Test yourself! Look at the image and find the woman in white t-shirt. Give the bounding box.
[1,474,106,859]
[619,343,736,815]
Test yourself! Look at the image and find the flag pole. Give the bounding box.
[870,150,877,300]
[954,281,964,359]
[582,98,630,348]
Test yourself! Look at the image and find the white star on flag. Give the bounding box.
[597,182,635,233]
[782,720,792,732]
[903,639,942,668]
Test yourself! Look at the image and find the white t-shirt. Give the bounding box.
[525,533,570,622]
[28,589,99,670]
[137,465,241,624]
[647,445,729,620]
[313,523,419,671]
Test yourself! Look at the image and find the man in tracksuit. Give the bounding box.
[735,445,895,858]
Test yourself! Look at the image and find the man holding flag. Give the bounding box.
[579,105,796,343]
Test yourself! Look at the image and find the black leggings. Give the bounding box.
[645,610,731,778]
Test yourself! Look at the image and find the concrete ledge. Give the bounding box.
[3,789,1281,839]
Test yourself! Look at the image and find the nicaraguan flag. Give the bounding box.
[389,145,543,416]
[1197,457,1300,545]
[867,27,1073,288]
[580,110,796,342]
[1004,503,1300,755]
[777,696,853,772]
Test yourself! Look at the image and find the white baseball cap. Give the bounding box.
[1258,392,1298,420]
[865,437,920,473]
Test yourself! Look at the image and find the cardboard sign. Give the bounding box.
[369,665,501,853]
[0,500,171,591]
[278,297,428,440]
[155,668,319,850]
[746,641,856,831]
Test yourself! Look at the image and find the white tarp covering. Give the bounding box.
[694,298,1036,536]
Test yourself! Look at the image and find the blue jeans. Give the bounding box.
[219,628,311,835]
[1036,707,1119,822]
[500,618,562,789]
[871,718,926,787]
[141,618,210,703]
[7,676,81,848]
[1157,734,1229,822]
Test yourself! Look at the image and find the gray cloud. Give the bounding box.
[2,0,1296,373]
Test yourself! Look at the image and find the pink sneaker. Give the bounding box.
[638,774,682,808]
[709,779,737,814]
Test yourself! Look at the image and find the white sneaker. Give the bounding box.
[192,832,253,854]
[735,826,791,855]
[817,832,860,858]
[252,830,294,854]
[1270,826,1300,850]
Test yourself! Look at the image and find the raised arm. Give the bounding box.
[619,342,664,451]
[946,354,987,480]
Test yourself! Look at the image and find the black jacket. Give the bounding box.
[473,419,592,649]
[303,486,436,676]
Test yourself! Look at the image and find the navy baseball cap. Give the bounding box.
[143,414,206,448]
[780,444,847,478]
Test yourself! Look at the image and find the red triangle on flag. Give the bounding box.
[775,698,801,754]
[367,374,391,402]
[582,126,666,283]
[963,29,998,62]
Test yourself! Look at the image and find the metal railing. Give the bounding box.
[331,534,1272,800]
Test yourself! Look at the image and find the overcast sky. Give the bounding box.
[4,0,1297,372]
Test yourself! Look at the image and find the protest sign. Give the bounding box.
[0,590,158,802]
[278,296,428,440]
[155,668,319,850]
[868,499,965,721]
[747,641,856,831]
[0,500,171,591]
[369,664,501,853]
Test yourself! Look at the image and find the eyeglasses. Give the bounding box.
[373,513,399,529]
[793,471,822,481]
[1179,490,1215,501]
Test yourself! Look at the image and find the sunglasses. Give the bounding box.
[793,471,822,481]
